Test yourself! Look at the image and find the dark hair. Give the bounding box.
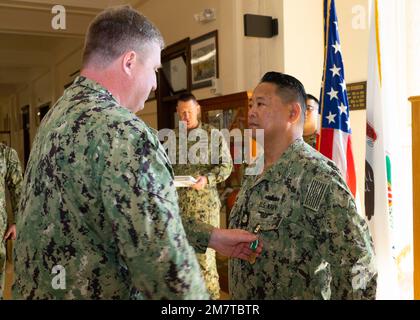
[260,72,307,119]
[177,93,198,104]
[306,94,319,105]
[82,6,164,67]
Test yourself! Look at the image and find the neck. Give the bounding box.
[80,67,124,106]
[263,131,301,170]
[187,121,200,131]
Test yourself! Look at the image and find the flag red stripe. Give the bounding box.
[319,128,334,159]
[346,137,357,196]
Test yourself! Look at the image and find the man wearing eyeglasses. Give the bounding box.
[303,94,320,148]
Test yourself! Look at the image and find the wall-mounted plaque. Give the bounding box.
[347,81,367,110]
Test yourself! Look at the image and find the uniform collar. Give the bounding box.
[72,76,119,104]
[248,138,305,187]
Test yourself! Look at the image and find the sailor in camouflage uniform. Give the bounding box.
[171,93,233,300]
[229,72,377,299]
[303,94,319,148]
[303,132,317,149]
[13,6,260,300]
[0,143,23,298]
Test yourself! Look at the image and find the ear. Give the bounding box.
[122,51,137,76]
[288,102,302,124]
[196,103,202,116]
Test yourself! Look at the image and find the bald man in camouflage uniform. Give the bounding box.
[13,6,260,300]
[0,143,23,299]
[229,72,377,299]
[172,93,233,300]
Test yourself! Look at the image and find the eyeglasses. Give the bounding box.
[306,105,318,112]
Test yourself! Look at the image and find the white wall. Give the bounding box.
[240,0,285,92]
[283,0,324,96]
[407,0,420,97]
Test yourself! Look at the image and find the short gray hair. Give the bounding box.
[82,5,164,67]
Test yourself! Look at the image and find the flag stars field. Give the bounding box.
[327,88,339,100]
[338,103,347,115]
[332,41,341,54]
[339,80,346,92]
[329,64,341,77]
[326,112,337,124]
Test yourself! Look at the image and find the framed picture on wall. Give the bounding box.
[162,54,188,94]
[190,30,219,89]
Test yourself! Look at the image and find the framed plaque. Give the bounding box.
[347,81,367,110]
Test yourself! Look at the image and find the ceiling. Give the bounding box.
[0,0,148,96]
[8,0,149,10]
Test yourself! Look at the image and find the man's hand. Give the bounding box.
[3,224,16,241]
[208,228,263,261]
[191,176,208,191]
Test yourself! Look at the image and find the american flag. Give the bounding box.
[316,0,357,197]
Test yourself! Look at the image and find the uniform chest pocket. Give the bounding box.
[257,215,282,231]
[248,194,283,231]
[250,209,283,231]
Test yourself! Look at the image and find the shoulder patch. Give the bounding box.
[303,178,329,211]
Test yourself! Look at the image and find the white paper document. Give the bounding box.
[174,176,198,187]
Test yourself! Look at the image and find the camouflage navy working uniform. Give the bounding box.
[13,76,210,299]
[172,122,232,300]
[303,133,317,149]
[0,143,23,298]
[229,138,377,299]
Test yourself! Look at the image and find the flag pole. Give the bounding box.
[374,0,382,86]
[317,0,331,151]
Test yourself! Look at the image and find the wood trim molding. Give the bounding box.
[409,95,420,300]
[0,1,100,16]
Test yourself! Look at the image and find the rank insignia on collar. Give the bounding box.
[303,178,329,211]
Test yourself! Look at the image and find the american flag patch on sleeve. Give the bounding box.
[303,178,329,211]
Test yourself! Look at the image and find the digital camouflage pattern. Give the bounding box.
[172,122,233,300]
[229,138,377,300]
[303,132,317,149]
[13,76,209,300]
[0,143,23,298]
